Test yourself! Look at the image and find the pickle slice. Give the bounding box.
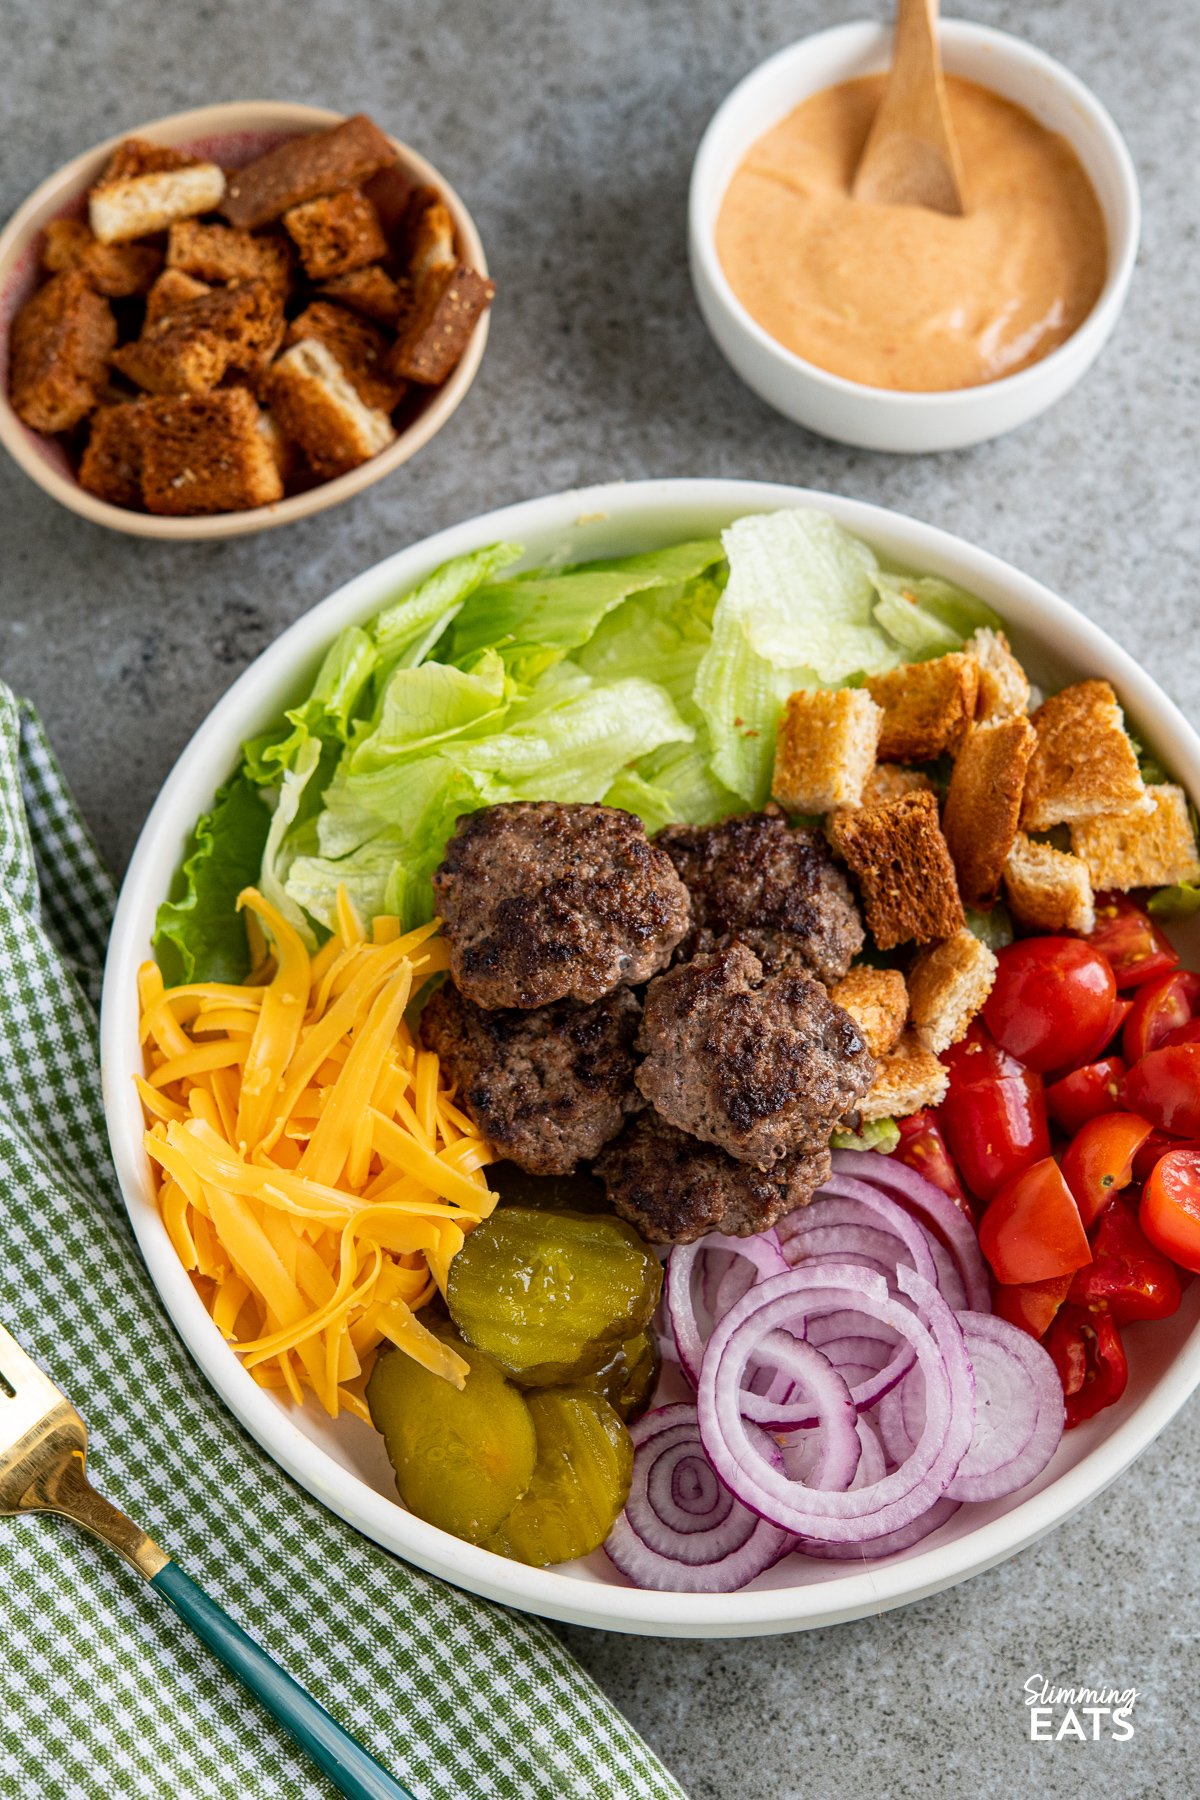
[486,1387,634,1566]
[366,1337,536,1545]
[446,1207,662,1386]
[584,1328,661,1423]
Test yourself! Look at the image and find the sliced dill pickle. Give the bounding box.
[584,1328,661,1423]
[445,1207,662,1385]
[485,1387,634,1566]
[366,1336,536,1545]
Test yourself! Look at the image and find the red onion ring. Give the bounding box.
[797,1496,963,1561]
[944,1315,1065,1502]
[830,1150,990,1313]
[666,1231,788,1386]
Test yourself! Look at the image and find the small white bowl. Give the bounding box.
[0,102,491,540]
[102,477,1200,1638]
[689,22,1140,453]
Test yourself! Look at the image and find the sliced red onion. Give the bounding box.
[697,1265,976,1542]
[944,1314,1065,1502]
[830,1150,990,1313]
[781,1417,886,1491]
[798,1496,963,1561]
[778,1180,940,1292]
[871,1381,917,1470]
[666,1231,789,1386]
[605,1403,792,1592]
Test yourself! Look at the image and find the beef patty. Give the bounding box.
[636,942,875,1167]
[419,979,642,1176]
[656,807,863,983]
[595,1109,832,1243]
[433,801,691,1009]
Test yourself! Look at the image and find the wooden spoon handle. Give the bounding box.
[853,0,965,214]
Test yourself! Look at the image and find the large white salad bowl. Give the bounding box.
[101,479,1200,1636]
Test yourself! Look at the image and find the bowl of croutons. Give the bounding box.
[0,101,494,538]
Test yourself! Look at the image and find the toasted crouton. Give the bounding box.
[317,264,403,325]
[41,217,161,298]
[828,790,965,949]
[112,281,284,396]
[1070,785,1200,892]
[285,302,405,413]
[266,338,396,477]
[859,1031,950,1121]
[166,219,292,293]
[1020,680,1149,831]
[139,389,283,515]
[967,627,1030,721]
[1004,833,1095,935]
[772,688,882,814]
[222,113,396,230]
[88,138,225,245]
[908,930,997,1055]
[829,967,909,1058]
[283,188,387,281]
[391,263,494,385]
[143,268,210,329]
[866,654,980,761]
[861,764,934,805]
[78,401,149,507]
[942,715,1037,907]
[9,270,115,432]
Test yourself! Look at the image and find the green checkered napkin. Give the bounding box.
[0,682,685,1800]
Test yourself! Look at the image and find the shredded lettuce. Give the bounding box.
[153,773,271,982]
[161,509,1005,956]
[831,1118,901,1154]
[965,902,1014,951]
[1149,883,1200,920]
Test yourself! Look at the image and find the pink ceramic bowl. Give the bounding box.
[0,101,491,541]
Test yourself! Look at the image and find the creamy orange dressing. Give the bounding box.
[716,75,1108,392]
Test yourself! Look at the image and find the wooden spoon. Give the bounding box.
[853,0,966,215]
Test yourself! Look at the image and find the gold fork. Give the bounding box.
[0,1322,416,1800]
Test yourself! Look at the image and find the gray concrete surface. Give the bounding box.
[2,1,1197,1796]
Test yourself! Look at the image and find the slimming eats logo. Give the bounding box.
[1024,1674,1137,1741]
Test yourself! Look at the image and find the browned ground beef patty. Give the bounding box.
[635,942,874,1167]
[595,1109,832,1242]
[419,979,642,1175]
[656,808,863,983]
[433,801,692,1009]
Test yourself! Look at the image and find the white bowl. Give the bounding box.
[101,478,1200,1637]
[0,102,490,540]
[689,23,1140,452]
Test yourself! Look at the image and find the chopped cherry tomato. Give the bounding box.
[893,1110,973,1218]
[1059,1112,1154,1229]
[1068,1196,1182,1323]
[1161,1018,1200,1049]
[978,1156,1091,1284]
[1045,1304,1128,1426]
[1071,996,1134,1068]
[1124,1043,1200,1136]
[1046,1057,1128,1136]
[992,1273,1073,1339]
[1122,970,1200,1063]
[1141,1148,1200,1273]
[983,938,1117,1074]
[1086,893,1180,989]
[939,1066,1051,1204]
[1133,1129,1200,1186]
[941,1019,1025,1087]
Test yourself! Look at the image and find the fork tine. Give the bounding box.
[0,1321,67,1403]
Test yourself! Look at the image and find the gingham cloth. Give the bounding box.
[0,684,685,1800]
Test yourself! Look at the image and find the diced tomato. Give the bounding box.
[1059,1113,1154,1230]
[1086,893,1180,989]
[1122,970,1200,1063]
[941,1019,1025,1088]
[983,938,1117,1074]
[1124,1043,1200,1137]
[1161,1019,1200,1049]
[977,1156,1092,1284]
[1046,1057,1128,1136]
[1045,1304,1129,1426]
[992,1273,1073,1339]
[1141,1148,1200,1274]
[1070,996,1134,1069]
[1068,1195,1182,1323]
[893,1110,973,1218]
[940,1067,1051,1204]
[1133,1129,1200,1186]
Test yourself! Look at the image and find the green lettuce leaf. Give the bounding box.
[871,572,1001,659]
[831,1118,901,1153]
[964,902,1014,950]
[153,773,271,983]
[1149,883,1200,920]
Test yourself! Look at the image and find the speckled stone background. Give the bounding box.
[2,2,1197,1796]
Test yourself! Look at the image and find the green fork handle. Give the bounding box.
[151,1561,418,1800]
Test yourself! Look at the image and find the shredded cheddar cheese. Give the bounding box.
[137,888,494,1422]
